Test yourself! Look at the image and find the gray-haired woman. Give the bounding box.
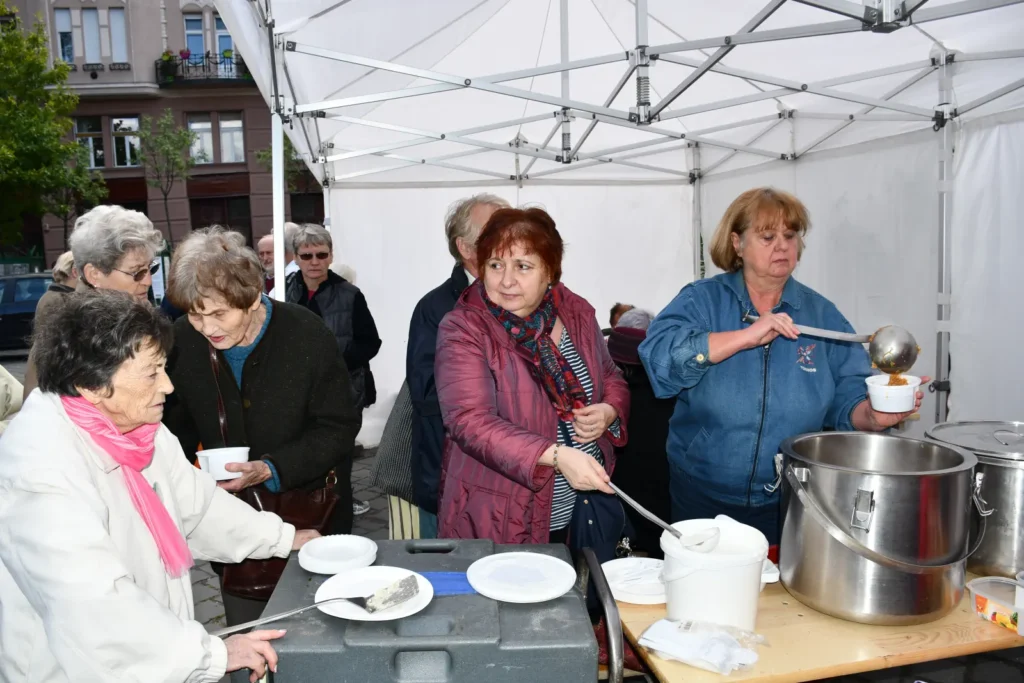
[0,290,320,683]
[70,204,165,301]
[162,227,359,631]
[24,205,165,398]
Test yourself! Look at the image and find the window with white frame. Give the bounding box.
[183,14,204,63]
[82,8,100,63]
[75,117,104,168]
[54,9,73,63]
[215,16,233,56]
[111,116,140,167]
[109,8,127,63]
[215,15,234,76]
[219,112,245,163]
[187,114,213,164]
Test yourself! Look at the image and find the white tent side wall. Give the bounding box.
[700,127,941,438]
[949,109,1024,423]
[336,183,692,441]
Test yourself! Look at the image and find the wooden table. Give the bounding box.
[617,582,1024,682]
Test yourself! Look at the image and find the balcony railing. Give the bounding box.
[155,54,252,87]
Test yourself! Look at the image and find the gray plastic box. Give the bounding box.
[264,539,598,683]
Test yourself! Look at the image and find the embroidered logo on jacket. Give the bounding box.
[797,344,817,373]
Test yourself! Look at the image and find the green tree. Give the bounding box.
[0,2,80,248]
[255,135,319,193]
[137,108,200,241]
[43,144,109,251]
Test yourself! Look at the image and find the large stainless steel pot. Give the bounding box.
[927,421,1024,578]
[778,432,988,625]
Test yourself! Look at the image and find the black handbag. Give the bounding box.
[559,423,634,564]
[206,344,339,601]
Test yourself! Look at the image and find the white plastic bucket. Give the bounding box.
[865,374,921,413]
[659,516,769,632]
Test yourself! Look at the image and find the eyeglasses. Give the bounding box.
[113,260,160,282]
[298,252,330,261]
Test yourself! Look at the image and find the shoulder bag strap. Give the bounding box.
[207,344,229,448]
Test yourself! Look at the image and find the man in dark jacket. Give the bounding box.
[405,193,509,537]
[285,224,382,515]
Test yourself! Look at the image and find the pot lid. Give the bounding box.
[926,421,1024,460]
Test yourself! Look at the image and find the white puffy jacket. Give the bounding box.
[0,392,296,682]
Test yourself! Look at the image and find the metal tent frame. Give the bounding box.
[231,0,1024,424]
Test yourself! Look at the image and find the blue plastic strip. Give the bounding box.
[420,572,477,596]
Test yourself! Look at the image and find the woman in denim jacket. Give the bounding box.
[639,188,924,544]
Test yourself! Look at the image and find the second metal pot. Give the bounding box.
[927,421,1024,578]
[778,432,988,625]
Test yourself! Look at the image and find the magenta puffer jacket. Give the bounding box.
[434,282,630,544]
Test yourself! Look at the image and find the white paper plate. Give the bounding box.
[315,566,433,621]
[298,535,377,575]
[466,552,576,603]
[602,557,666,605]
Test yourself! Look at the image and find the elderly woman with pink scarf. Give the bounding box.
[0,292,319,683]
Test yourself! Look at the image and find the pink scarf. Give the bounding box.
[61,395,194,578]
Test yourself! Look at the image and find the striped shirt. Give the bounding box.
[549,327,619,531]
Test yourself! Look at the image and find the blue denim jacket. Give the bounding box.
[638,271,870,507]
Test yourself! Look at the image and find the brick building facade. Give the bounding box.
[9,0,322,266]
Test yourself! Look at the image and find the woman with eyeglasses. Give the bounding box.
[23,205,165,399]
[285,224,381,417]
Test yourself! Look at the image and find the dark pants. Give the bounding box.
[330,447,354,535]
[547,525,601,624]
[669,463,781,545]
[222,588,269,683]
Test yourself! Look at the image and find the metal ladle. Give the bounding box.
[742,314,919,375]
[608,482,719,553]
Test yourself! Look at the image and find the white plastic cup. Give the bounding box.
[1015,571,1024,610]
[659,516,769,632]
[865,374,921,413]
[196,447,250,480]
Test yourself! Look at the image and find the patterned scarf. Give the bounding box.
[61,395,194,578]
[480,281,589,420]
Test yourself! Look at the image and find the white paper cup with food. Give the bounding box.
[865,375,921,413]
[196,447,250,480]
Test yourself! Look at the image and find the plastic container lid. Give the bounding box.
[967,576,1018,603]
[927,421,1024,462]
[660,517,768,568]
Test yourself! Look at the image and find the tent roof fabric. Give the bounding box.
[217,0,1024,185]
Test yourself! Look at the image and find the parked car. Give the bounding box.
[0,274,53,351]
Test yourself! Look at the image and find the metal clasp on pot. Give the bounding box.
[851,489,875,530]
[764,454,784,493]
[973,472,995,517]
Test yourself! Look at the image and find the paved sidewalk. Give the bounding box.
[192,447,387,630]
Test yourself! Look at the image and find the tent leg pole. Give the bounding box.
[322,184,332,232]
[935,50,953,421]
[690,143,704,281]
[272,111,286,301]
[559,0,571,160]
[268,3,286,302]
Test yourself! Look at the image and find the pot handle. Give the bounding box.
[785,466,988,575]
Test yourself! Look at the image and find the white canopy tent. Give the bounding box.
[215,0,1024,444]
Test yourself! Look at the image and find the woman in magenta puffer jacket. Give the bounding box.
[434,207,630,545]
